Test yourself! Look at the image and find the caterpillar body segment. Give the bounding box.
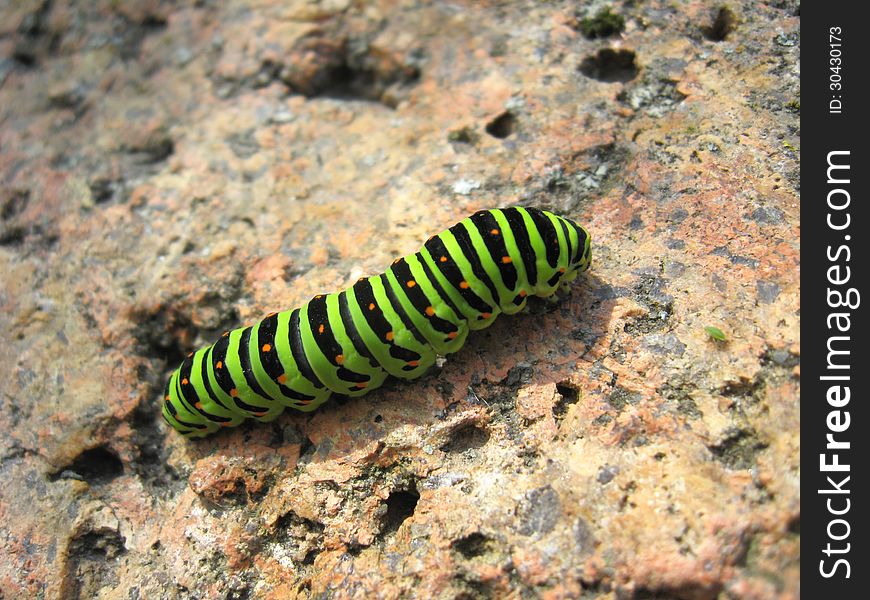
[162,207,592,437]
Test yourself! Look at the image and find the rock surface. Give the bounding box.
[0,1,800,598]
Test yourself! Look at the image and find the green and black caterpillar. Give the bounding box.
[162,207,592,437]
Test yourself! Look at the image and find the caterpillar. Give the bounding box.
[162,207,592,437]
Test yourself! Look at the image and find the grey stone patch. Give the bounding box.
[750,206,785,225]
[764,348,799,368]
[268,107,296,124]
[664,261,686,277]
[669,207,689,223]
[516,485,562,537]
[597,465,619,484]
[642,333,686,356]
[711,246,759,269]
[225,130,260,159]
[593,282,626,301]
[608,386,642,411]
[0,58,13,86]
[659,381,703,420]
[707,427,768,470]
[757,280,781,304]
[501,363,534,388]
[730,254,759,268]
[174,47,194,66]
[536,143,629,207]
[452,179,481,195]
[619,77,687,117]
[774,31,799,47]
[573,518,596,557]
[421,472,468,490]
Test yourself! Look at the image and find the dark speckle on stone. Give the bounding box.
[594,283,627,301]
[597,465,619,484]
[711,246,759,268]
[619,77,686,116]
[774,31,799,47]
[643,334,686,356]
[516,485,562,537]
[750,206,785,225]
[765,348,799,368]
[730,254,759,269]
[608,386,642,411]
[757,280,782,304]
[226,130,261,159]
[664,261,685,277]
[502,362,534,388]
[669,207,689,223]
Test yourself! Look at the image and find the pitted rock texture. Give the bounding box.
[0,1,799,599]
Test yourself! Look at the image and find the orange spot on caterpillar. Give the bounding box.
[355,382,368,389]
[277,374,287,384]
[222,331,229,337]
[262,344,272,352]
[267,312,277,318]
[255,411,268,417]
[187,352,193,358]
[230,388,238,397]
[501,256,512,264]
[459,281,469,289]
[220,422,232,427]
[336,354,344,364]
[406,280,416,288]
[447,331,458,339]
[315,294,323,299]
[559,267,566,273]
[481,312,492,319]
[195,402,202,409]
[519,290,528,297]
[318,324,325,334]
[490,228,499,235]
[385,331,394,342]
[164,395,170,401]
[369,302,376,311]
[181,378,189,385]
[407,360,419,367]
[216,361,223,369]
[439,256,448,263]
[425,306,435,316]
